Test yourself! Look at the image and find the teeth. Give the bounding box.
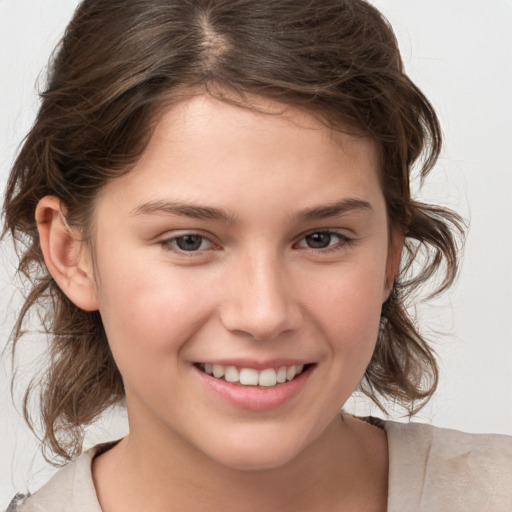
[286,366,297,381]
[240,368,259,385]
[224,366,239,383]
[212,364,225,378]
[276,366,287,383]
[201,363,306,387]
[258,368,277,387]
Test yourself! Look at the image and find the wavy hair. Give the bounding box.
[2,0,463,462]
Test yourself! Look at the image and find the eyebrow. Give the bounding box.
[297,198,373,221]
[131,200,238,223]
[131,197,372,223]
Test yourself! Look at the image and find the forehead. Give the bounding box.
[151,93,375,157]
[95,94,383,220]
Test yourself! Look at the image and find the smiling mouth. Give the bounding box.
[196,363,313,388]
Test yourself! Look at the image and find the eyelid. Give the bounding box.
[159,230,219,255]
[294,228,354,251]
[156,228,354,256]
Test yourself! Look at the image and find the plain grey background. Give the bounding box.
[1,0,511,506]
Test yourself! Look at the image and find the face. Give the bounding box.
[89,95,397,470]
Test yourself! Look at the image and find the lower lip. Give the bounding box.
[195,366,314,411]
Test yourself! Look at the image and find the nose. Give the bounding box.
[219,251,303,340]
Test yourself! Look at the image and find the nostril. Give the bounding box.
[219,304,303,341]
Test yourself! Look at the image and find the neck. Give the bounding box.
[93,414,388,512]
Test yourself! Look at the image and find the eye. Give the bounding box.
[161,233,215,253]
[296,230,351,250]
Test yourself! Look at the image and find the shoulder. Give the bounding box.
[384,421,512,512]
[7,444,110,512]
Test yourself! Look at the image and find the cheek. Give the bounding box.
[95,250,214,357]
[305,258,386,355]
[95,265,217,406]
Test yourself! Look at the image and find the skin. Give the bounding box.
[36,95,401,511]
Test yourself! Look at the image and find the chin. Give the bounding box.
[201,428,309,472]
[214,449,299,472]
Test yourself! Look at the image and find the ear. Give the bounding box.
[383,228,405,302]
[36,196,99,311]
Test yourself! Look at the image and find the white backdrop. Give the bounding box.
[1,0,511,506]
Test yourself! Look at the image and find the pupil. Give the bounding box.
[306,232,331,248]
[176,235,202,251]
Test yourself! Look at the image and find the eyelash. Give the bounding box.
[159,229,353,256]
[160,233,217,255]
[294,229,354,253]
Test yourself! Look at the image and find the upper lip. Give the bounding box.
[195,359,314,370]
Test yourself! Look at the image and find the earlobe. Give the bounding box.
[36,196,98,311]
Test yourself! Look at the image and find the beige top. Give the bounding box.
[8,421,512,512]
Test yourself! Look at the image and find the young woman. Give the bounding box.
[3,1,511,511]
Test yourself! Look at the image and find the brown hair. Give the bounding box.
[2,0,463,462]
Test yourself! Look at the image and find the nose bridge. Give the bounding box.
[221,247,301,339]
